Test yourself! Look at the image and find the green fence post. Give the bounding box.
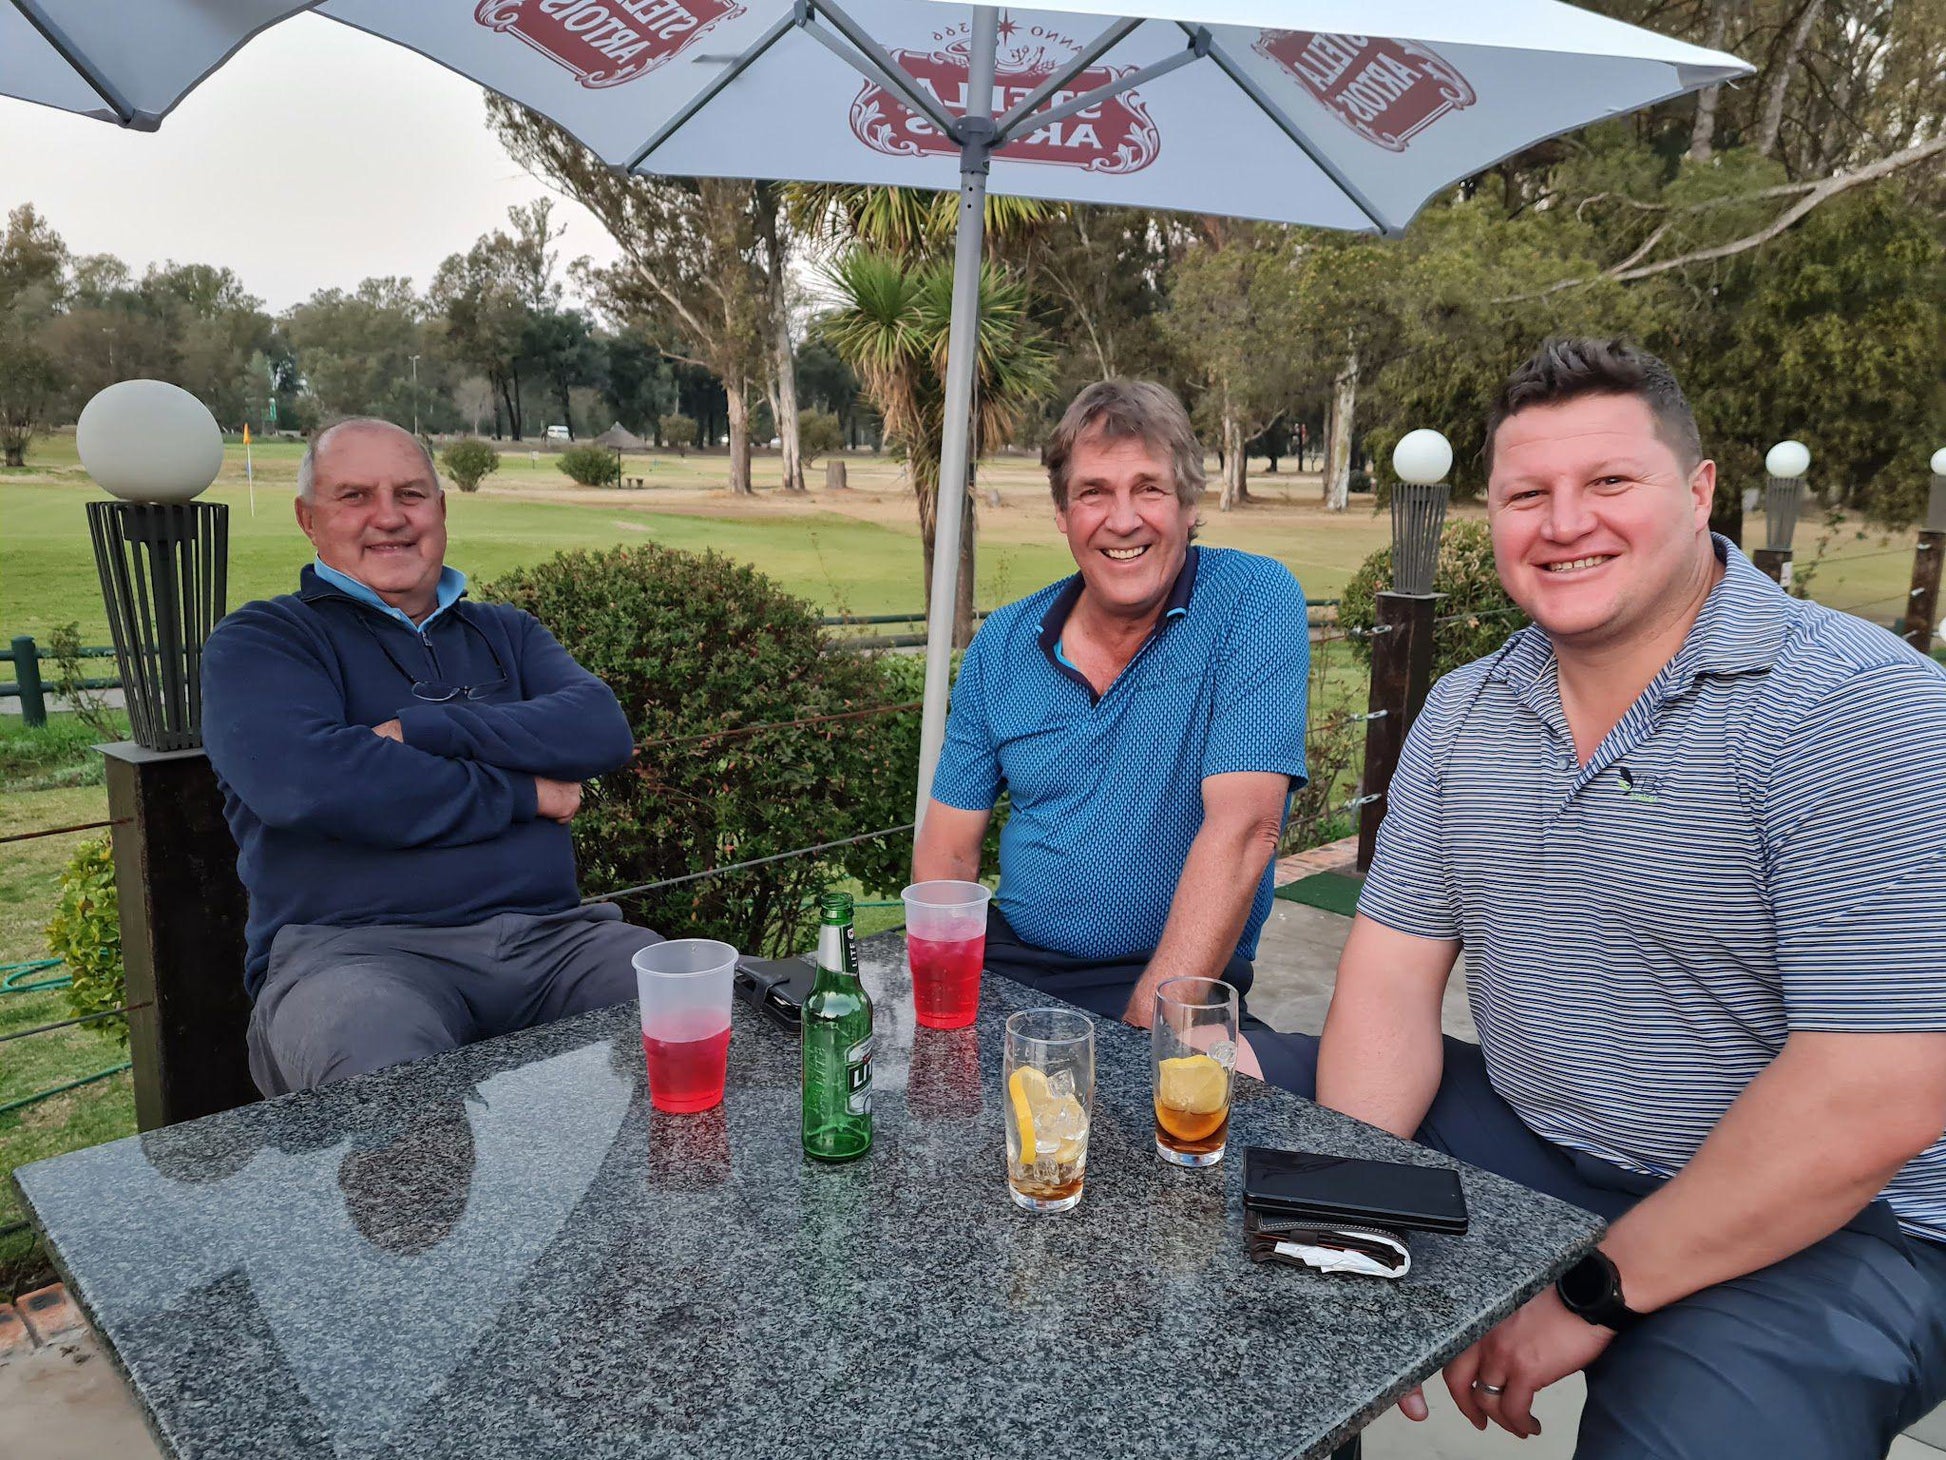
[11,635,46,727]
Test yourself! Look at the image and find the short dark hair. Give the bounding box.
[1043,379,1205,510]
[1484,338,1702,481]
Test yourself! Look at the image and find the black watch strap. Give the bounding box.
[1556,1250,1645,1332]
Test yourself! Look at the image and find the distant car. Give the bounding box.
[545,425,571,441]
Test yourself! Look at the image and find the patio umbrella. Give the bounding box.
[4,0,1749,811]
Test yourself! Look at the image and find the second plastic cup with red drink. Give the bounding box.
[901,880,992,1030]
[633,938,737,1113]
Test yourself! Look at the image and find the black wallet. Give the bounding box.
[1243,1146,1469,1236]
[732,955,817,1031]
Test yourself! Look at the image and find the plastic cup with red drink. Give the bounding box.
[900,881,992,1030]
[633,938,737,1113]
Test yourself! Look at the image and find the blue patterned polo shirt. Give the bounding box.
[932,546,1310,966]
[1361,537,1946,1242]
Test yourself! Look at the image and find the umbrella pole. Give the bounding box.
[914,3,999,823]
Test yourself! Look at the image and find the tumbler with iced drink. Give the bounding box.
[1003,1007,1094,1212]
[1152,977,1238,1166]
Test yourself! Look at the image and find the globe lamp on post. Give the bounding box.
[1357,427,1452,875]
[1755,439,1810,586]
[1906,447,1946,656]
[79,380,229,750]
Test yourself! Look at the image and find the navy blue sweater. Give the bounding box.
[201,566,635,998]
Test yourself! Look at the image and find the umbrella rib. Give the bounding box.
[11,0,135,124]
[997,31,1205,146]
[1188,26,1393,236]
[627,8,799,171]
[803,0,959,139]
[991,16,1140,142]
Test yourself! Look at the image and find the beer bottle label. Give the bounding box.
[841,924,858,973]
[845,1033,874,1116]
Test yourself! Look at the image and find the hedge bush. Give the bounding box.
[480,545,919,957]
[1339,519,1529,682]
[557,444,620,486]
[440,438,500,493]
[45,834,126,1043]
[659,414,698,451]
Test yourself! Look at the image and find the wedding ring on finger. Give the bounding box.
[1473,1381,1507,1397]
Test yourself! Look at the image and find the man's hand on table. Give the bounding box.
[535,777,582,823]
[1394,1283,1611,1439]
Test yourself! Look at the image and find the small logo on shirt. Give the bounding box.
[1617,766,1660,804]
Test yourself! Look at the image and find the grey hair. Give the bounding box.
[1043,379,1206,510]
[297,418,440,501]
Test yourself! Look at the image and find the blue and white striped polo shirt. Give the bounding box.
[933,546,1310,966]
[1362,537,1946,1242]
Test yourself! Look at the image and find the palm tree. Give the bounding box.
[799,183,1054,648]
[822,247,1054,647]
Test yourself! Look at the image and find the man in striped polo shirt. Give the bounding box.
[1284,339,1946,1455]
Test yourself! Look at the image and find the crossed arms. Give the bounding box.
[203,607,632,848]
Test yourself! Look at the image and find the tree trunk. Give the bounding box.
[1218,408,1246,511]
[1324,348,1358,512]
[1756,0,1824,159]
[725,379,753,495]
[771,295,804,493]
[1687,0,1732,162]
[2,437,25,468]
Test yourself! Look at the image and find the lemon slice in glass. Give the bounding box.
[1158,1054,1228,1114]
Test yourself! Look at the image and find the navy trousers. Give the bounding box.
[1254,1031,1946,1460]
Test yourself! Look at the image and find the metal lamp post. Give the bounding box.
[79,380,228,750]
[1357,429,1451,871]
[1754,439,1811,585]
[1906,447,1946,657]
[80,379,256,1128]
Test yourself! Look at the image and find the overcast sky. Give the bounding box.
[0,13,622,313]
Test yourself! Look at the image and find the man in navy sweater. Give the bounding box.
[202,418,660,1095]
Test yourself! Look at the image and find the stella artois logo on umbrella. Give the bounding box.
[474,0,744,88]
[851,19,1159,174]
[1253,32,1476,152]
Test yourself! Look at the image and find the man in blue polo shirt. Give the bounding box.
[1271,340,1946,1456]
[203,418,660,1095]
[914,379,1309,1060]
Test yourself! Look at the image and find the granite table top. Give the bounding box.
[16,932,1601,1460]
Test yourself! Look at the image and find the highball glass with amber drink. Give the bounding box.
[1003,1008,1094,1212]
[1152,977,1238,1167]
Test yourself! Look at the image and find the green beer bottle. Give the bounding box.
[802,890,874,1162]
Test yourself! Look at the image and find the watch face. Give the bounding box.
[1559,1252,1612,1311]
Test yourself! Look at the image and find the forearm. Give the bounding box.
[1599,1034,1943,1313]
[913,799,987,883]
[1126,813,1279,1022]
[1315,971,1446,1139]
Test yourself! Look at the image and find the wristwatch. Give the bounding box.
[1555,1249,1645,1331]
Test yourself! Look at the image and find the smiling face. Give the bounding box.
[1054,430,1199,623]
[294,423,447,621]
[1487,392,1717,655]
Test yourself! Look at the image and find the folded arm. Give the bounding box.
[393,615,634,781]
[203,610,539,849]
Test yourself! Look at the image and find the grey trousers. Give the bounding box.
[1253,1031,1946,1460]
[248,904,661,1096]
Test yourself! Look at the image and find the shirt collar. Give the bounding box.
[1036,545,1200,667]
[306,557,468,632]
[1489,534,1787,694]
